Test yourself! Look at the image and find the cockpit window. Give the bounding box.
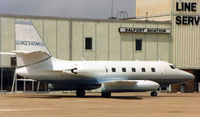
[170,65,176,69]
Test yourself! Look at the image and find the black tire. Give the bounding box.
[76,90,85,97]
[101,92,111,98]
[151,91,158,97]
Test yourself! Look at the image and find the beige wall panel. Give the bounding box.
[120,23,134,60]
[194,23,200,68]
[57,20,70,60]
[172,16,200,68]
[158,34,170,61]
[134,33,145,60]
[175,23,185,67]
[83,22,95,60]
[189,25,198,68]
[145,23,158,28]
[72,21,83,60]
[158,23,171,29]
[172,0,200,68]
[133,23,146,28]
[145,34,157,60]
[187,24,200,68]
[136,0,170,17]
[96,22,108,60]
[196,24,200,68]
[183,25,192,68]
[31,19,44,39]
[134,16,171,21]
[43,20,57,57]
[0,17,15,66]
[108,23,121,60]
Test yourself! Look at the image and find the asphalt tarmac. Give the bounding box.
[0,92,200,117]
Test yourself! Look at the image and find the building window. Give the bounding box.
[151,68,156,72]
[112,68,116,72]
[85,37,92,50]
[132,68,136,72]
[11,57,16,67]
[136,39,142,51]
[141,68,146,72]
[122,68,126,72]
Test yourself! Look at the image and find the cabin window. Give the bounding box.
[170,65,175,69]
[141,68,146,72]
[132,68,136,72]
[122,68,126,72]
[151,68,156,72]
[112,68,116,72]
[85,37,92,50]
[136,39,142,51]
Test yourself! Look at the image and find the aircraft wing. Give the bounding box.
[103,80,137,85]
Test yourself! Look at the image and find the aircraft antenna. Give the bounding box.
[81,56,86,61]
[158,56,161,61]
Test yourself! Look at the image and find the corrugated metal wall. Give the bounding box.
[172,0,200,69]
[0,15,171,67]
[135,0,200,68]
[136,0,170,17]
[0,17,15,66]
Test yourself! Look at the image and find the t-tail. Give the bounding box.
[15,20,51,67]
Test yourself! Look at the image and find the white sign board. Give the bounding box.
[119,27,171,34]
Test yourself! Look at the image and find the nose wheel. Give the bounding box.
[101,92,111,98]
[151,91,158,97]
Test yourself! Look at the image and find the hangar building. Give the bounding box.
[0,0,199,92]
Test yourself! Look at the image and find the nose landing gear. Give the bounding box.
[76,90,85,97]
[151,91,158,97]
[101,92,111,98]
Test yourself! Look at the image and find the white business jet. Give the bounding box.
[3,20,195,97]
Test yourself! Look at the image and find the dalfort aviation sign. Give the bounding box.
[175,2,199,25]
[119,27,171,34]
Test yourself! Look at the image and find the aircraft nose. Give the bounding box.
[183,71,195,80]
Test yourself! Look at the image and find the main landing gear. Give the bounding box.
[76,90,85,97]
[101,92,111,98]
[151,91,158,97]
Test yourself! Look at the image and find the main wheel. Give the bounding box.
[76,90,85,97]
[101,92,111,98]
[151,91,158,97]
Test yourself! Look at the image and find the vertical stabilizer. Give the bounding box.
[15,20,51,55]
[15,20,51,67]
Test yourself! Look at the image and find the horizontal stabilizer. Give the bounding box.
[0,52,16,55]
[17,79,35,81]
[16,51,50,67]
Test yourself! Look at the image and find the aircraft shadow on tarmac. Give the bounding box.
[18,95,143,100]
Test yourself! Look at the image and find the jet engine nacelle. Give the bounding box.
[101,80,160,92]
